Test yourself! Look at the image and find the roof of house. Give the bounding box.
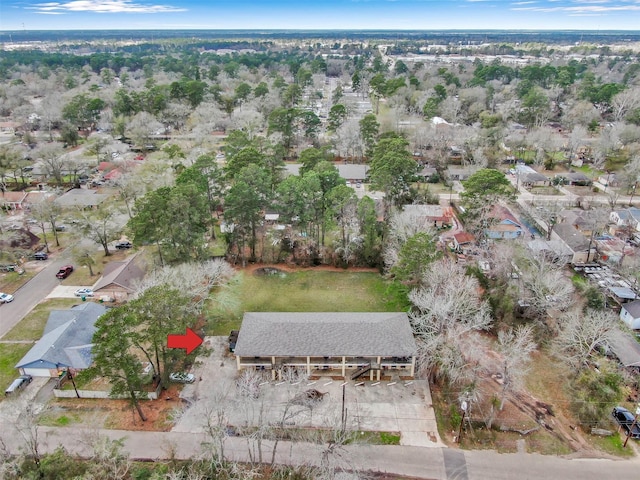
[490,205,522,228]
[337,164,368,180]
[0,191,29,204]
[563,172,591,182]
[403,204,452,223]
[234,312,416,357]
[551,223,591,252]
[453,232,475,245]
[55,189,110,207]
[559,210,592,230]
[16,303,107,371]
[609,287,637,300]
[93,253,145,293]
[609,329,640,367]
[622,299,640,318]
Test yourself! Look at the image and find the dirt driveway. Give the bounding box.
[172,337,443,448]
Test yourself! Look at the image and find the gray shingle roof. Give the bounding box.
[622,299,640,318]
[93,253,144,293]
[16,303,106,371]
[551,223,591,251]
[234,312,416,358]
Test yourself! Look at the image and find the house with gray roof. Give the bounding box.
[234,312,417,381]
[55,188,110,209]
[549,223,596,264]
[93,252,145,302]
[621,299,640,330]
[16,302,107,377]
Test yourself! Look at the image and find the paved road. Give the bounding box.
[1,423,637,480]
[0,255,70,339]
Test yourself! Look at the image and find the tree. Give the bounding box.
[328,104,348,131]
[519,87,550,129]
[37,144,67,186]
[461,168,514,239]
[409,259,492,384]
[368,136,418,215]
[72,245,97,277]
[359,113,380,157]
[553,308,620,368]
[91,307,148,422]
[390,232,440,284]
[357,196,381,267]
[496,325,536,410]
[77,205,120,256]
[299,147,327,176]
[30,199,62,249]
[127,286,195,389]
[519,253,574,318]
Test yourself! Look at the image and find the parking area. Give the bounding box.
[173,337,443,448]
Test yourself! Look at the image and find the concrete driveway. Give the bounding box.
[173,337,443,448]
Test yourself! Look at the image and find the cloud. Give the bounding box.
[511,1,537,4]
[26,0,187,14]
[511,1,640,13]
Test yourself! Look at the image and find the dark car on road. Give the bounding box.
[115,241,133,250]
[612,406,640,439]
[56,265,74,279]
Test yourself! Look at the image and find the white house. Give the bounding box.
[620,300,640,330]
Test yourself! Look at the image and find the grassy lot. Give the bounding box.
[591,433,636,457]
[2,298,81,341]
[205,270,408,335]
[0,270,35,293]
[0,343,32,397]
[529,186,562,196]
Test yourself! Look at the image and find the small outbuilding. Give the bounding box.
[234,312,417,381]
[620,300,640,330]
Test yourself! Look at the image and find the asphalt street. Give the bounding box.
[0,254,71,339]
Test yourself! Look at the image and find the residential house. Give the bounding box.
[598,173,620,187]
[559,172,592,186]
[558,209,595,236]
[92,253,146,302]
[620,300,640,330]
[515,164,548,188]
[402,204,453,229]
[486,205,524,239]
[447,166,477,181]
[16,303,107,377]
[610,207,640,232]
[234,312,417,381]
[452,232,475,253]
[282,164,369,183]
[549,223,596,264]
[0,190,53,211]
[55,188,110,209]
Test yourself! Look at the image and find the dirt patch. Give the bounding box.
[45,385,183,431]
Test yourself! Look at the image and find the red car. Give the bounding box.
[56,265,74,279]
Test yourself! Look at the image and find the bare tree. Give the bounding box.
[30,198,63,247]
[37,144,67,186]
[553,308,620,368]
[611,87,640,122]
[135,258,236,312]
[496,325,537,410]
[410,259,492,384]
[76,205,121,256]
[519,253,573,317]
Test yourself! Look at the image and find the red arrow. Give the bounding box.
[167,327,203,355]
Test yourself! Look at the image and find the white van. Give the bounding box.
[5,375,32,396]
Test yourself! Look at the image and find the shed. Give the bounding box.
[620,300,640,330]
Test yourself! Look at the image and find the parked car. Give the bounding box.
[115,241,133,250]
[5,375,32,396]
[33,251,48,260]
[0,292,14,303]
[54,225,66,231]
[74,288,94,298]
[56,265,74,279]
[612,406,640,439]
[169,372,196,384]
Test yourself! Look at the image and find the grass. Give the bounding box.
[0,270,36,293]
[529,186,562,195]
[591,433,637,457]
[38,412,82,427]
[0,343,32,398]
[205,270,406,335]
[2,298,81,341]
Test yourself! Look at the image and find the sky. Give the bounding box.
[1,0,640,31]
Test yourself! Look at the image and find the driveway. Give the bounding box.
[173,337,443,448]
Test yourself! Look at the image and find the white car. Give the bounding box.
[74,288,94,297]
[0,292,14,303]
[169,372,196,384]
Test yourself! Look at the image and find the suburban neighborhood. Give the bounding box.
[1,26,640,479]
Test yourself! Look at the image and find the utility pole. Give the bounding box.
[623,404,640,448]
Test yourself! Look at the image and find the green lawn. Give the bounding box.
[2,298,81,341]
[0,343,32,397]
[205,270,408,335]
